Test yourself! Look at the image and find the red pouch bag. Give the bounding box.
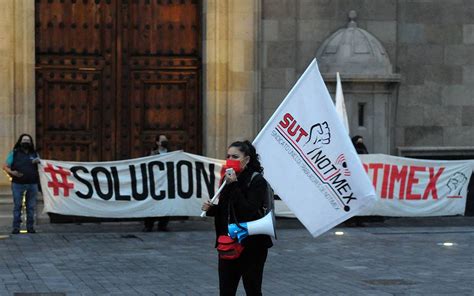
[217,235,244,260]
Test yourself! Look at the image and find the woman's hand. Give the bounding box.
[9,170,23,178]
[201,200,213,211]
[224,168,237,183]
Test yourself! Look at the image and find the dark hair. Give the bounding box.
[351,135,363,144]
[152,134,167,151]
[228,140,263,173]
[351,135,369,154]
[13,133,36,152]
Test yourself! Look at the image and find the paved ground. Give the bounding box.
[0,204,473,295]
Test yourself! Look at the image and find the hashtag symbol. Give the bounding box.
[44,163,74,197]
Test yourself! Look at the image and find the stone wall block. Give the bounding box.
[424,24,463,45]
[284,68,296,89]
[229,71,253,91]
[399,64,425,85]
[298,20,335,42]
[463,65,474,83]
[423,106,462,127]
[367,21,396,44]
[228,91,254,116]
[231,13,254,41]
[231,0,255,14]
[464,3,474,23]
[399,23,425,44]
[444,45,474,65]
[296,41,319,73]
[263,0,296,19]
[229,40,254,72]
[395,127,405,147]
[263,107,277,124]
[424,65,463,85]
[265,41,296,68]
[438,2,466,24]
[397,106,424,127]
[398,44,445,66]
[443,127,474,146]
[298,0,336,20]
[263,88,287,110]
[363,0,397,21]
[263,20,278,41]
[462,106,474,126]
[403,45,444,65]
[398,83,443,106]
[263,68,287,88]
[442,85,474,106]
[405,126,443,146]
[402,2,454,24]
[463,24,474,44]
[278,19,296,41]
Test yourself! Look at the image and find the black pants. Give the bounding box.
[218,247,268,296]
[144,217,169,230]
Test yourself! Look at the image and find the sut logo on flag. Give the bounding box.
[254,59,377,237]
[272,112,356,212]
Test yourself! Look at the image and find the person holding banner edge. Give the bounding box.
[143,134,171,232]
[3,134,40,234]
[201,140,272,296]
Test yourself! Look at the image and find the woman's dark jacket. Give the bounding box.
[206,168,273,250]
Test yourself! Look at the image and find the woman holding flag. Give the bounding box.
[202,140,273,296]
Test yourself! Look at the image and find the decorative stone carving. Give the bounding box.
[316,11,400,154]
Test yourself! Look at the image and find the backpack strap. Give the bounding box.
[247,172,260,188]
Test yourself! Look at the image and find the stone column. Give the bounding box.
[203,0,261,158]
[0,0,35,188]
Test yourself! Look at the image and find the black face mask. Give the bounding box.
[21,143,31,150]
[160,141,169,149]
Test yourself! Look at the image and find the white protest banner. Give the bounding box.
[253,59,377,237]
[360,154,473,216]
[38,151,224,218]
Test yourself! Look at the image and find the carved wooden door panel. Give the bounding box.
[35,0,117,161]
[118,0,201,158]
[36,0,201,161]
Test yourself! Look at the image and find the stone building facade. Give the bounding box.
[1,0,473,190]
[262,0,474,158]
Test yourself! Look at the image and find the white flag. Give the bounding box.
[253,59,377,237]
[335,72,350,133]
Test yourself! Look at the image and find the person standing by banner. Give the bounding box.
[3,134,40,234]
[201,140,273,296]
[344,135,370,227]
[143,134,171,232]
[351,135,369,155]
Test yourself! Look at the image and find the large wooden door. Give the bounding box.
[118,0,201,158]
[35,0,201,161]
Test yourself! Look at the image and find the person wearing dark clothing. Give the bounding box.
[3,134,40,234]
[202,140,272,296]
[351,135,369,154]
[347,135,384,226]
[143,134,171,232]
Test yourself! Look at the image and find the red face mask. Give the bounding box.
[224,159,242,173]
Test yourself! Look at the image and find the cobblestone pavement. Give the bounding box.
[0,215,473,296]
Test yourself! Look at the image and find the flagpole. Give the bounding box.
[335,72,350,134]
[200,180,227,217]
